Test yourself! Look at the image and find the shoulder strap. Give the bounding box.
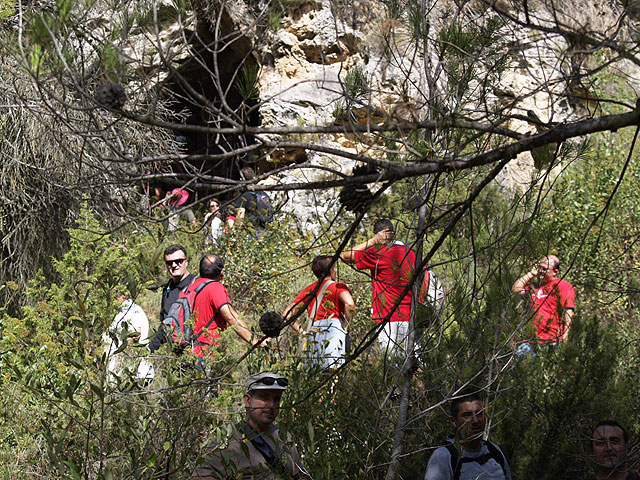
[237,421,284,474]
[188,280,219,344]
[484,441,506,475]
[445,443,462,480]
[447,440,506,480]
[310,279,335,320]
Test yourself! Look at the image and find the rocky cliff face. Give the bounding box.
[239,0,638,228]
[79,0,640,229]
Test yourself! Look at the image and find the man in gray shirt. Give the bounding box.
[425,392,511,480]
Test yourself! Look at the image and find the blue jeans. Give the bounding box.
[514,341,558,358]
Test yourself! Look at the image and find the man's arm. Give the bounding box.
[219,304,257,346]
[561,308,574,342]
[147,326,167,352]
[225,207,245,230]
[340,229,392,264]
[511,267,538,295]
[424,446,453,480]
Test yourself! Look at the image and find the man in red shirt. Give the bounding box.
[189,254,260,357]
[341,219,416,354]
[512,255,575,346]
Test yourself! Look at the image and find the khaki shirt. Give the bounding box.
[192,423,308,480]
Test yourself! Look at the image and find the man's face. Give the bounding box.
[536,257,558,283]
[243,389,282,432]
[165,250,189,282]
[452,400,486,446]
[592,425,628,470]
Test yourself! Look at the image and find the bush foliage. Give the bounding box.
[3,129,640,480]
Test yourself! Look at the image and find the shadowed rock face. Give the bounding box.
[96,82,127,109]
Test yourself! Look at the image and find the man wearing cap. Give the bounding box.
[341,218,417,354]
[192,372,309,479]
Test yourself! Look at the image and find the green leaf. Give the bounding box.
[89,382,104,398]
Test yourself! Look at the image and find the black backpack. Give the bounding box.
[445,440,507,480]
[252,191,273,227]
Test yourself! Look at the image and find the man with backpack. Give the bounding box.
[226,167,273,235]
[150,253,259,356]
[181,254,259,357]
[425,392,511,480]
[148,244,196,353]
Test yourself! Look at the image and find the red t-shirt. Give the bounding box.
[354,242,416,323]
[190,278,231,356]
[292,279,351,324]
[525,278,575,341]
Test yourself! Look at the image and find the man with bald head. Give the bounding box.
[512,255,575,347]
[188,254,258,357]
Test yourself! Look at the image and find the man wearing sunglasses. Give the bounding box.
[148,244,195,352]
[192,372,309,479]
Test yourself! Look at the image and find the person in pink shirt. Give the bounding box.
[512,255,575,347]
[341,219,417,355]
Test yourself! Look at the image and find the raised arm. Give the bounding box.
[340,229,392,263]
[512,266,538,295]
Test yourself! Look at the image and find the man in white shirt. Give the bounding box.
[103,295,154,383]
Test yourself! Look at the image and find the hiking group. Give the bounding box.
[101,166,624,480]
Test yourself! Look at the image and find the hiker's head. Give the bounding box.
[200,254,224,279]
[243,372,288,433]
[311,255,336,280]
[450,392,486,449]
[240,166,255,181]
[536,255,560,283]
[591,420,629,472]
[164,244,189,282]
[208,198,221,214]
[373,219,395,244]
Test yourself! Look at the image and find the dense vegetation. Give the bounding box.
[2,124,640,479]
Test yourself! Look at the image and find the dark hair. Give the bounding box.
[164,244,188,259]
[200,254,225,278]
[591,420,629,450]
[241,166,255,181]
[208,198,221,208]
[311,255,334,279]
[373,219,394,234]
[450,392,483,418]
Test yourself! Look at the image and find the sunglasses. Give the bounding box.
[252,377,289,388]
[165,258,186,267]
